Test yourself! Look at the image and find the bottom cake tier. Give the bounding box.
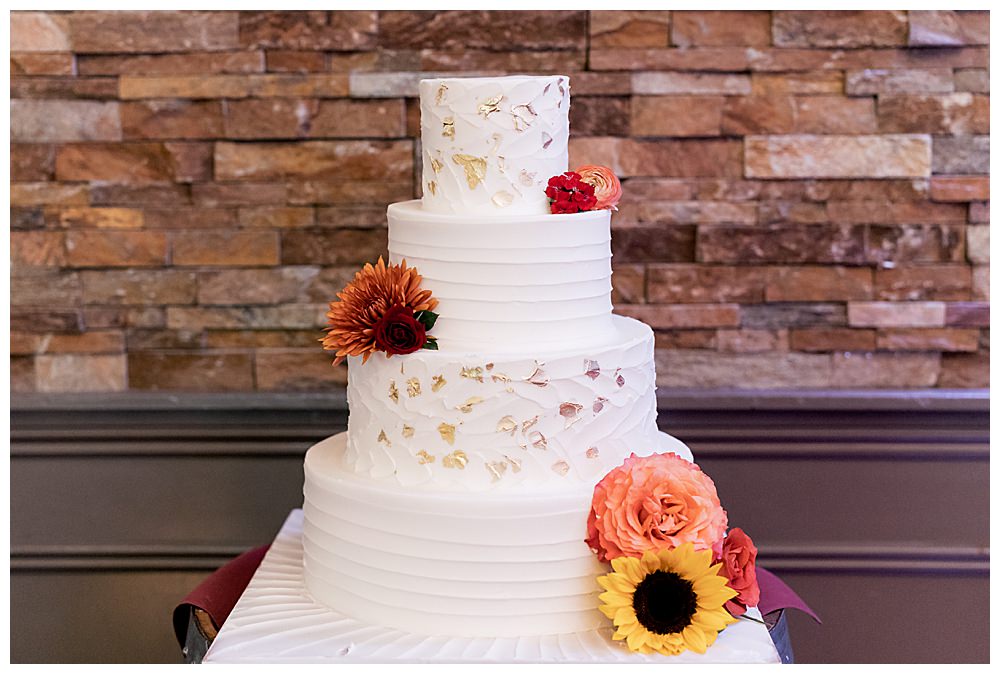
[204,509,781,663]
[303,432,694,639]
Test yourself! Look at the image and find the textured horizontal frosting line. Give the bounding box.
[419,76,570,216]
[388,201,615,353]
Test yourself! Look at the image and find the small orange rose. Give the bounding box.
[575,165,623,211]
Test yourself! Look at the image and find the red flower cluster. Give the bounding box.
[545,171,597,214]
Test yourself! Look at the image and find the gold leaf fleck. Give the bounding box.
[431,374,447,392]
[560,402,583,419]
[497,156,506,172]
[438,422,456,445]
[485,363,494,371]
[586,447,600,459]
[485,460,508,482]
[377,429,391,447]
[552,460,570,476]
[584,359,601,380]
[416,449,435,464]
[402,424,415,438]
[497,415,517,435]
[442,116,455,139]
[522,415,539,433]
[478,94,503,117]
[460,366,484,382]
[593,396,609,413]
[430,157,444,174]
[615,368,626,387]
[435,83,448,106]
[505,455,522,472]
[407,377,421,398]
[492,191,514,208]
[442,450,468,469]
[452,154,487,190]
[530,431,547,450]
[519,169,537,186]
[541,132,553,150]
[457,396,485,413]
[427,180,437,195]
[388,381,399,403]
[524,361,549,387]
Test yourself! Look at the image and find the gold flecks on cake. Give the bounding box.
[478,94,503,118]
[497,156,506,173]
[416,450,435,464]
[490,372,513,392]
[485,460,508,482]
[586,447,600,459]
[522,415,539,433]
[452,154,487,190]
[512,104,536,133]
[504,455,522,472]
[530,431,547,450]
[377,429,391,446]
[615,368,626,387]
[497,415,517,435]
[438,422,456,445]
[431,374,447,392]
[442,116,455,139]
[402,424,415,438]
[435,83,448,106]
[407,377,422,398]
[430,157,444,174]
[519,170,536,186]
[552,460,570,476]
[457,396,485,413]
[584,359,601,380]
[388,381,399,403]
[442,450,468,469]
[560,402,584,429]
[593,396,608,413]
[524,362,549,387]
[489,133,502,155]
[427,180,437,195]
[460,366,484,382]
[492,191,514,208]
[542,132,554,150]
[485,363,494,371]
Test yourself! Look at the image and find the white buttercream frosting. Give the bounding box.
[419,75,570,215]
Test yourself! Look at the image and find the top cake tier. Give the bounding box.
[419,75,570,216]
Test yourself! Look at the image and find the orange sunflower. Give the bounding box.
[322,257,438,365]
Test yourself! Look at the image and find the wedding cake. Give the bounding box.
[265,75,778,662]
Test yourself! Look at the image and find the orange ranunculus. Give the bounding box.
[586,452,727,563]
[575,164,623,211]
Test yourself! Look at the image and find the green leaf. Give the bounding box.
[414,310,438,330]
[422,337,439,351]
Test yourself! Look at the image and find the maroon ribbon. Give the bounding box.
[756,566,822,623]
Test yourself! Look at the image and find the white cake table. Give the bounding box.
[204,510,780,664]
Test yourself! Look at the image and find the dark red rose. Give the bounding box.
[546,171,598,214]
[373,304,426,355]
[715,528,760,617]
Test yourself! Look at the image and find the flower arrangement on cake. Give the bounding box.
[545,165,622,214]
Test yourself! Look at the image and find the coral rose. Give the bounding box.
[586,453,728,563]
[716,528,760,617]
[373,304,426,355]
[576,165,623,211]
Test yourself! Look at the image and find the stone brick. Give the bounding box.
[126,329,204,350]
[119,74,349,99]
[255,349,348,390]
[876,328,979,352]
[623,179,697,201]
[66,231,168,268]
[745,135,931,179]
[328,51,418,73]
[36,354,127,392]
[55,143,194,183]
[848,301,946,328]
[790,327,877,352]
[930,176,990,203]
[877,93,988,134]
[972,266,989,301]
[223,99,405,139]
[623,201,756,226]
[265,50,326,72]
[281,229,387,265]
[655,350,834,388]
[570,138,742,178]
[629,97,721,137]
[616,303,740,329]
[127,352,254,391]
[11,145,55,182]
[125,308,165,328]
[237,207,315,229]
[867,225,965,264]
[794,96,878,134]
[647,265,766,303]
[10,12,70,51]
[11,183,88,207]
[10,77,119,100]
[590,11,670,48]
[198,267,320,305]
[57,207,144,229]
[143,208,237,229]
[11,357,36,393]
[69,11,239,53]
[167,305,326,330]
[82,307,127,329]
[287,181,412,206]
[10,53,74,75]
[610,264,646,304]
[671,11,771,47]
[741,303,847,328]
[954,68,989,93]
[751,72,844,95]
[968,202,989,224]
[172,230,279,266]
[773,11,907,48]
[611,226,696,263]
[845,69,954,95]
[304,267,370,304]
[11,271,81,307]
[12,308,84,333]
[11,330,124,355]
[797,179,932,203]
[747,47,987,73]
[945,302,989,327]
[192,183,287,207]
[419,50,585,73]
[378,11,586,50]
[11,209,45,231]
[214,140,411,181]
[875,265,973,301]
[570,97,631,137]
[909,11,989,47]
[90,184,192,207]
[121,100,224,140]
[315,206,387,229]
[77,51,264,76]
[721,97,795,135]
[11,231,66,268]
[590,48,751,72]
[698,225,866,264]
[757,201,828,224]
[766,266,873,302]
[632,72,751,95]
[932,135,989,174]
[654,330,718,350]
[81,269,197,305]
[204,330,321,349]
[967,225,989,265]
[717,329,789,353]
[829,352,940,387]
[827,200,967,225]
[937,353,988,387]
[11,100,120,142]
[239,11,377,50]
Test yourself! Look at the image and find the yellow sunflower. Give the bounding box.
[597,544,738,656]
